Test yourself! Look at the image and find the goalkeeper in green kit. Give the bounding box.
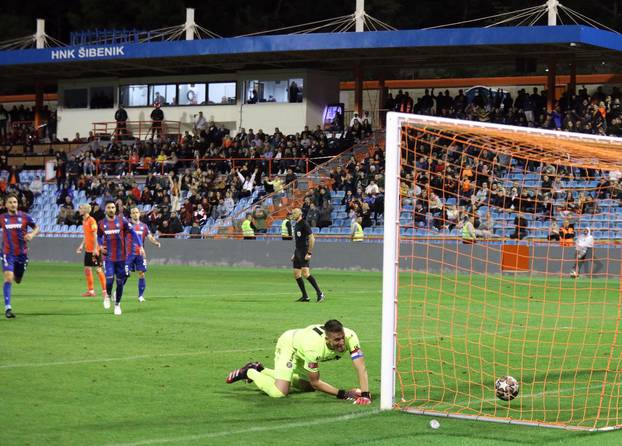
[226,319,371,405]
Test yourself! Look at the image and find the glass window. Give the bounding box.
[178,83,206,105]
[63,89,88,109]
[208,82,236,105]
[244,80,283,104]
[89,86,114,109]
[149,84,177,106]
[288,78,303,103]
[119,85,148,107]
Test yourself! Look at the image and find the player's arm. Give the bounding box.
[306,370,340,396]
[147,233,161,247]
[97,222,107,254]
[351,357,371,404]
[76,240,84,254]
[306,232,315,259]
[24,216,39,241]
[348,332,371,404]
[124,219,145,255]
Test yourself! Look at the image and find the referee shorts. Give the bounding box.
[84,251,103,267]
[292,250,310,269]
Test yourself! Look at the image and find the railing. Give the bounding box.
[87,156,315,176]
[92,120,182,142]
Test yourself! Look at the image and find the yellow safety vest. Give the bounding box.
[241,220,254,237]
[462,223,475,241]
[353,222,364,242]
[281,219,291,237]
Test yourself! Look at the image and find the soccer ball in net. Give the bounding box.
[495,376,519,401]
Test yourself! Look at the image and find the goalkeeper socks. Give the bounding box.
[85,269,94,291]
[247,369,285,398]
[296,277,308,298]
[97,270,107,292]
[306,275,322,295]
[3,282,11,309]
[138,277,146,297]
[106,277,114,298]
[115,278,125,304]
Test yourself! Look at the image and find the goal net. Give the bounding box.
[381,113,622,431]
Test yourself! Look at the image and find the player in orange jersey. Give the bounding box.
[76,204,107,298]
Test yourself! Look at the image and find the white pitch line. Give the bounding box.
[0,348,272,369]
[21,289,381,302]
[104,409,381,446]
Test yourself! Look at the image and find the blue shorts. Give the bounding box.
[104,260,129,280]
[2,254,28,278]
[126,255,147,273]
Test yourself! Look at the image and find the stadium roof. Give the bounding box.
[0,25,622,92]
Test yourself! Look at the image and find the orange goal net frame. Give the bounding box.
[380,112,622,431]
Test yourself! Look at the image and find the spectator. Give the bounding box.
[306,203,320,227]
[114,104,128,138]
[251,205,268,234]
[241,213,256,240]
[461,214,476,244]
[189,221,202,237]
[351,216,364,242]
[317,200,333,229]
[149,103,164,140]
[560,219,575,246]
[193,111,207,138]
[548,220,561,241]
[510,213,528,240]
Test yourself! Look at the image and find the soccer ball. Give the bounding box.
[495,376,519,401]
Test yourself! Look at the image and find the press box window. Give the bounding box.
[63,89,88,109]
[119,85,148,107]
[178,83,206,105]
[149,85,177,106]
[208,82,236,105]
[89,86,114,109]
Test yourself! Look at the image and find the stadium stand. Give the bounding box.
[6,84,622,242]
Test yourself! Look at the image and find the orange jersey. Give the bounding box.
[83,216,98,252]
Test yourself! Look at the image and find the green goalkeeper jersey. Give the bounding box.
[284,324,363,373]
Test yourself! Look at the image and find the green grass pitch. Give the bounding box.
[1,263,622,445]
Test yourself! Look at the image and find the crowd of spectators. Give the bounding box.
[0,104,57,147]
[51,123,356,236]
[403,126,622,242]
[385,85,622,136]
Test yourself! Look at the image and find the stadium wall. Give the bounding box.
[27,239,621,276]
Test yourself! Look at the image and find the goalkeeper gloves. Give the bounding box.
[337,389,363,400]
[353,392,372,405]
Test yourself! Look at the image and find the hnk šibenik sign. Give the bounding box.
[51,46,125,60]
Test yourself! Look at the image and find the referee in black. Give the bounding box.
[291,207,325,302]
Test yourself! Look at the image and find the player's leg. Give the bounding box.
[294,267,309,302]
[113,262,128,315]
[576,252,587,275]
[103,260,114,310]
[82,267,95,296]
[13,257,27,284]
[248,337,293,397]
[3,261,15,318]
[95,265,107,297]
[136,256,147,302]
[302,267,324,302]
[293,251,310,302]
